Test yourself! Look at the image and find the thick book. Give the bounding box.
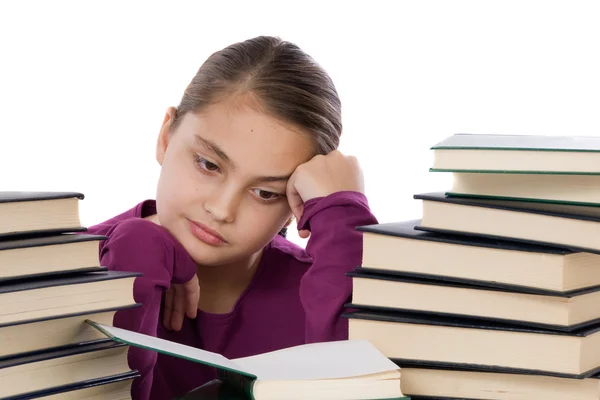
[87,321,405,400]
[398,364,600,400]
[0,191,85,237]
[414,192,600,254]
[8,370,138,400]
[448,172,600,206]
[0,233,106,281]
[0,304,140,359]
[430,133,600,174]
[0,341,132,399]
[357,219,600,293]
[347,269,600,331]
[0,270,139,326]
[345,310,600,379]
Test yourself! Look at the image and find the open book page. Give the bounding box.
[87,322,253,377]
[232,340,398,381]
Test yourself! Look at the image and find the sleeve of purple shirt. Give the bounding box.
[296,191,378,343]
[98,219,197,400]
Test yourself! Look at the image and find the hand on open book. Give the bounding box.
[163,273,200,331]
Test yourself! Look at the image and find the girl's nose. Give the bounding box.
[204,187,238,223]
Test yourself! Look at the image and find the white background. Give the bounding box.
[1,0,599,247]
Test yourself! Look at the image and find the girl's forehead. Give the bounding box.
[181,102,315,171]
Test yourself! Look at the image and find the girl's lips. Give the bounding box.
[188,220,226,245]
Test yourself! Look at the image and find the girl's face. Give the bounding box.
[154,96,315,266]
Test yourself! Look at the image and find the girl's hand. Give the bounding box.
[286,150,364,238]
[163,274,200,331]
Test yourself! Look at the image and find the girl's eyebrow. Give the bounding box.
[194,134,231,165]
[193,134,291,183]
[255,174,292,183]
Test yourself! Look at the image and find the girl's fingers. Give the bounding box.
[298,229,311,239]
[163,276,199,332]
[184,276,199,319]
[163,286,174,331]
[171,285,186,332]
[286,173,303,222]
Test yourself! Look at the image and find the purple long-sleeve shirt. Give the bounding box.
[86,191,377,400]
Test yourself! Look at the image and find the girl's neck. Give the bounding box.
[195,250,263,314]
[196,250,262,288]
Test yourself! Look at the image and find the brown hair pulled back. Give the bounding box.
[171,36,342,154]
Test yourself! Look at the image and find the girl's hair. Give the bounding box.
[171,35,342,155]
[172,36,343,238]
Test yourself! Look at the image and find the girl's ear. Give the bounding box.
[156,107,177,165]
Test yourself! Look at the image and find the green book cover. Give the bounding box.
[429,134,600,175]
[431,133,600,152]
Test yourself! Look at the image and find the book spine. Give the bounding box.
[216,369,256,399]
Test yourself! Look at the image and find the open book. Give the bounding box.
[86,321,406,400]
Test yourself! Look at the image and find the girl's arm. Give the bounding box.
[99,219,197,400]
[297,190,377,343]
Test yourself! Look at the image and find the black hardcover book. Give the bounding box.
[0,191,85,238]
[344,309,600,379]
[414,192,600,254]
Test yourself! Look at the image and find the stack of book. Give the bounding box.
[344,134,600,400]
[0,191,140,399]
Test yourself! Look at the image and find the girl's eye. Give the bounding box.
[254,189,283,202]
[194,155,220,172]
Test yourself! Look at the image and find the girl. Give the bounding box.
[87,35,377,400]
